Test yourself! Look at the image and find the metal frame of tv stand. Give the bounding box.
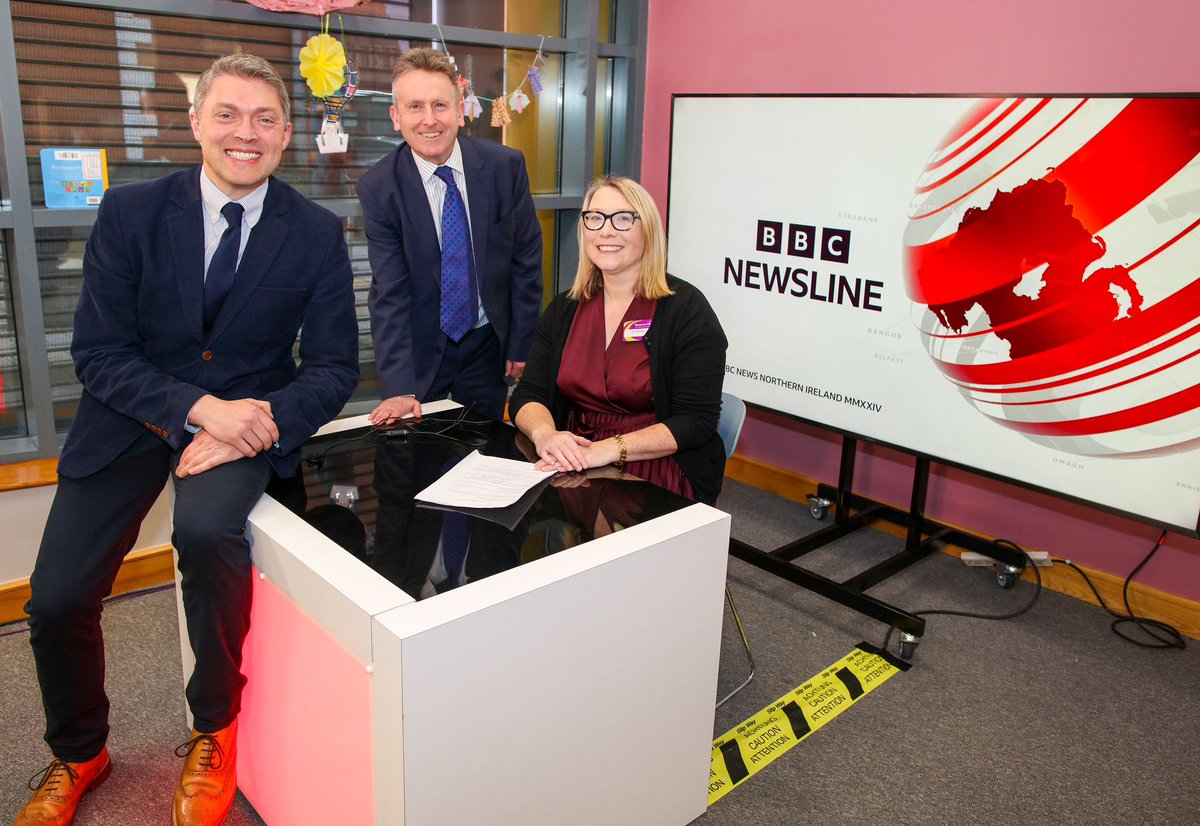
[729,433,1029,657]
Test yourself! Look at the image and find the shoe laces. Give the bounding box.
[27,759,79,793]
[175,732,226,770]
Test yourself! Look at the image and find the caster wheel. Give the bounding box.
[995,565,1020,589]
[810,503,828,520]
[898,640,917,660]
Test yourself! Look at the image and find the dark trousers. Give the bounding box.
[427,323,507,420]
[25,429,272,762]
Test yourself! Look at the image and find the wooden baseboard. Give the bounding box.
[0,544,176,626]
[725,454,1200,641]
[0,458,59,492]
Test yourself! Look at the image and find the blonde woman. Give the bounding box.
[510,176,728,504]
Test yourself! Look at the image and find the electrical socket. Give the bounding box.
[960,550,1053,567]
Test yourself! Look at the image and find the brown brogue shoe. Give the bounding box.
[13,747,112,826]
[172,719,238,826]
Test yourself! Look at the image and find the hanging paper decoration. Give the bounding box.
[316,58,358,154]
[508,89,530,114]
[526,65,543,96]
[457,75,479,120]
[323,59,358,119]
[299,32,347,98]
[246,2,365,154]
[490,94,511,127]
[244,0,369,15]
[463,94,483,122]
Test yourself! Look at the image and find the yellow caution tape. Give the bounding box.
[708,642,909,805]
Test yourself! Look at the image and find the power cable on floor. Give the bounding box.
[1053,529,1184,650]
[882,538,1044,657]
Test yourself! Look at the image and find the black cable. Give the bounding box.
[383,408,497,450]
[882,537,1044,656]
[304,427,385,469]
[305,406,488,469]
[1053,529,1184,650]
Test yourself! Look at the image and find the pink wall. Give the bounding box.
[641,0,1200,599]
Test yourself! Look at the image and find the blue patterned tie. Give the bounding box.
[203,201,244,334]
[434,166,478,341]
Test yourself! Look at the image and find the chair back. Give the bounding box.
[717,392,747,459]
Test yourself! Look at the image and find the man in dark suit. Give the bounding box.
[357,47,542,423]
[15,55,359,826]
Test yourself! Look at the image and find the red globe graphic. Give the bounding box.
[903,97,1200,456]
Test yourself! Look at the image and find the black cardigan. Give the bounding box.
[509,275,729,505]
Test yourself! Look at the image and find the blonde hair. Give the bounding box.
[568,176,673,301]
[193,53,290,123]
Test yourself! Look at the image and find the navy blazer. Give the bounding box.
[59,167,360,479]
[357,135,543,400]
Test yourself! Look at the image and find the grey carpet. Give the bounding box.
[702,481,1200,826]
[1,586,264,826]
[3,479,1197,825]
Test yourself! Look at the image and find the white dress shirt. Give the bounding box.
[199,168,268,279]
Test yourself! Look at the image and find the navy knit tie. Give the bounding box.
[434,166,478,341]
[204,201,244,333]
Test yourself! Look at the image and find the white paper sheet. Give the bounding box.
[415,450,557,509]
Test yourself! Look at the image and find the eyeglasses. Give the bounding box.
[581,210,640,231]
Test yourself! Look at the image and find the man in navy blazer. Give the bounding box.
[358,47,542,423]
[16,55,358,826]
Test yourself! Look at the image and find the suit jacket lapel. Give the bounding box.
[168,168,206,344]
[209,177,290,341]
[461,137,492,278]
[396,146,442,277]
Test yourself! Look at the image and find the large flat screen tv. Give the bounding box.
[668,95,1200,535]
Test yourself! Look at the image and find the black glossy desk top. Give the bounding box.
[284,410,693,601]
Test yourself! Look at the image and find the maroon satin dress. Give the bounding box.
[556,293,694,500]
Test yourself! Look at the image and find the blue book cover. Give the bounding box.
[40,148,108,208]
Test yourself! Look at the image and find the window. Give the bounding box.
[0,0,644,459]
[33,227,83,433]
[0,236,27,439]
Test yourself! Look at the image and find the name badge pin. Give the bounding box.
[623,319,652,342]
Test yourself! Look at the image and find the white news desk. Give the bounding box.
[176,407,731,825]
